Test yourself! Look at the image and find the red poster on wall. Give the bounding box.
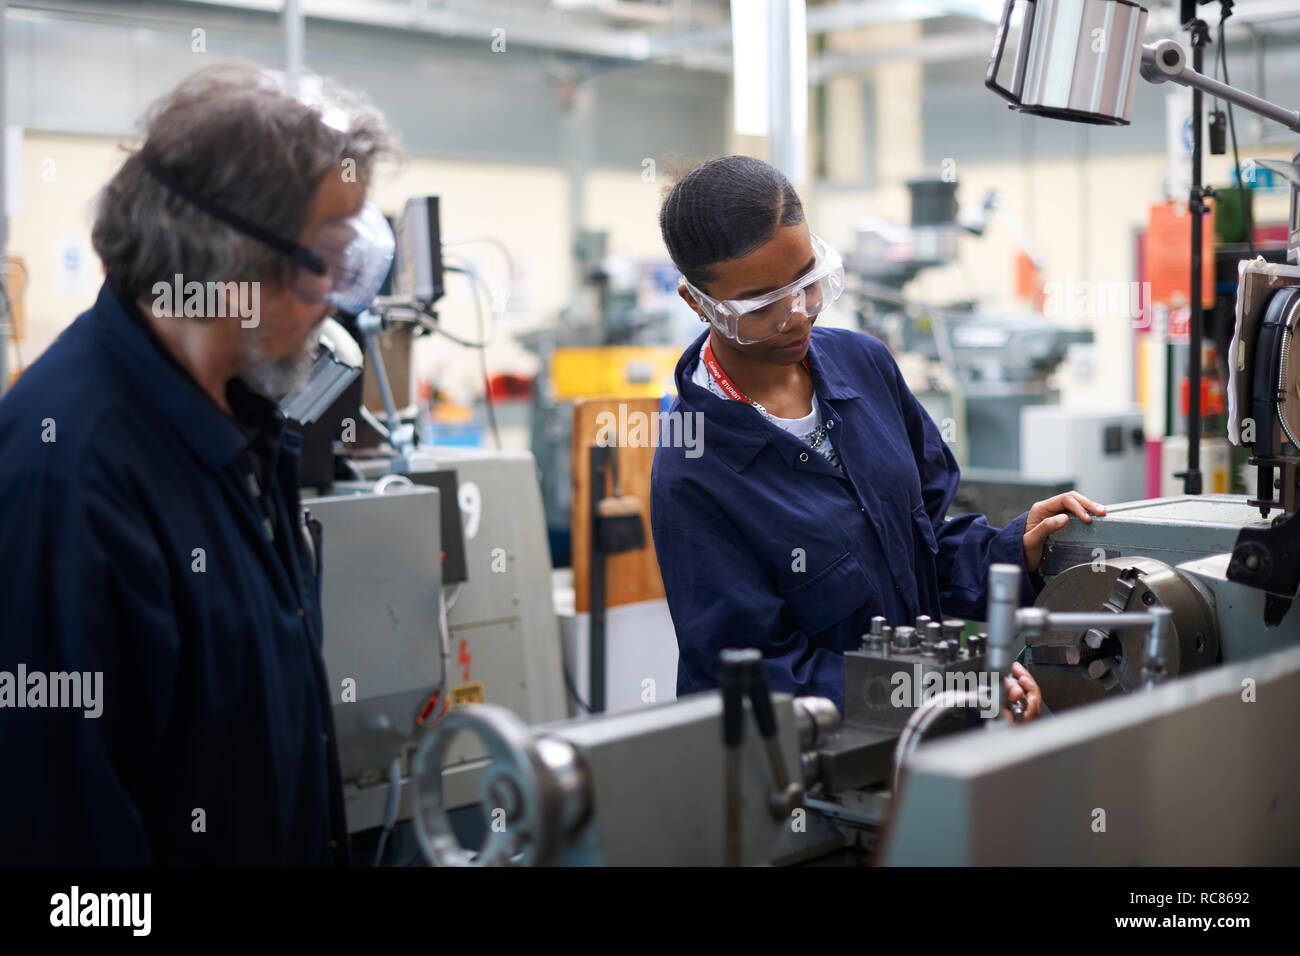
[1147,201,1216,309]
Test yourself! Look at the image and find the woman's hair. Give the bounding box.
[93,62,398,302]
[658,154,805,290]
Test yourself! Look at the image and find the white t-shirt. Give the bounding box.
[692,343,842,469]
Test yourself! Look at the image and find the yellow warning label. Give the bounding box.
[450,682,485,707]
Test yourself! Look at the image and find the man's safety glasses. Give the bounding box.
[139,151,395,316]
[288,201,395,315]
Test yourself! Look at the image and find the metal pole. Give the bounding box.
[357,311,414,472]
[588,445,607,714]
[1251,28,1266,144]
[283,0,304,95]
[1040,611,1175,629]
[767,0,792,175]
[565,78,593,317]
[1186,22,1205,496]
[1142,39,1300,134]
[765,0,807,184]
[985,564,1020,715]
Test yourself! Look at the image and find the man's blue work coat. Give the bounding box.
[0,282,348,864]
[651,326,1043,711]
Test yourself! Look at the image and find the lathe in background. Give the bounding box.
[305,447,570,843]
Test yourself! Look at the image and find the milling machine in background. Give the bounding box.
[846,176,1097,474]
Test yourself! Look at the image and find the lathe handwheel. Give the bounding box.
[410,704,588,866]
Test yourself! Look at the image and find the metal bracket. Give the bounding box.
[1227,507,1300,626]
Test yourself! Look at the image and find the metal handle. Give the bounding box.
[719,650,804,865]
[1141,39,1300,134]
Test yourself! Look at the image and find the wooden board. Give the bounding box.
[572,397,666,613]
[4,256,27,344]
[362,326,412,412]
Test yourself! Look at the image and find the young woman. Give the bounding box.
[650,155,1105,716]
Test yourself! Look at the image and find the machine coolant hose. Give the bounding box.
[891,689,992,795]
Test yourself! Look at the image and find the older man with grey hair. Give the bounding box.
[0,63,397,864]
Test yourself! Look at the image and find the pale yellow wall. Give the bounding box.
[371,158,571,402]
[7,134,125,359]
[584,168,672,257]
[5,133,574,399]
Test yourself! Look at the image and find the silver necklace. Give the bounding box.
[703,346,828,450]
[748,398,829,449]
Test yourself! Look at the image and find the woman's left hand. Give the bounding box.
[1022,491,1107,574]
[1003,661,1043,723]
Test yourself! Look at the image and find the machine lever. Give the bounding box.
[718,650,805,865]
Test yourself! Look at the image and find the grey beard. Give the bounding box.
[237,333,318,402]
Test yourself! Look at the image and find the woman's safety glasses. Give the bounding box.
[682,233,845,345]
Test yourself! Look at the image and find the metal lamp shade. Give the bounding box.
[986,0,1148,126]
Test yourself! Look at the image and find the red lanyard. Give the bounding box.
[701,338,809,405]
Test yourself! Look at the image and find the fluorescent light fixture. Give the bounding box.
[731,0,768,136]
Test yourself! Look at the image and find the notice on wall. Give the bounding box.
[53,236,94,296]
[1147,202,1216,310]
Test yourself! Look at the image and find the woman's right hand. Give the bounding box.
[1002,661,1042,723]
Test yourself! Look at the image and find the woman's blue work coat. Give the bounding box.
[650,326,1043,711]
